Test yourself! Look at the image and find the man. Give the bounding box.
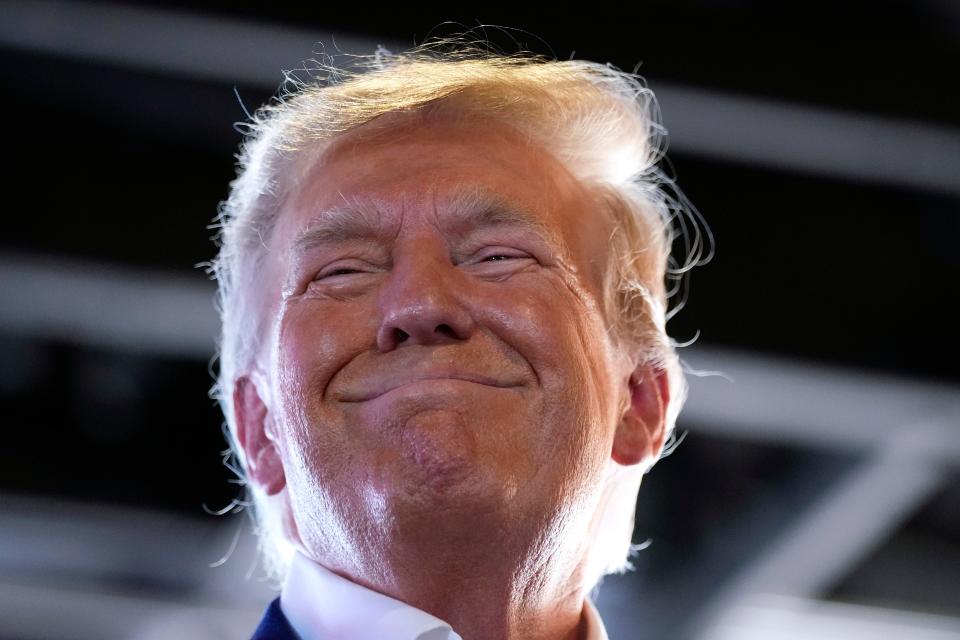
[211,41,695,640]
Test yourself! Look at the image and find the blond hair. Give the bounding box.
[209,39,708,589]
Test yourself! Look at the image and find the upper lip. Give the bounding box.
[338,367,519,402]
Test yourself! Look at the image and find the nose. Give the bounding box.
[375,243,476,351]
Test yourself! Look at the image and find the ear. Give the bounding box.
[611,365,670,467]
[233,375,286,496]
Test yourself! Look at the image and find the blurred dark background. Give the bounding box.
[1,1,958,638]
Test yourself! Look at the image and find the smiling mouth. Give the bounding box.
[340,375,519,403]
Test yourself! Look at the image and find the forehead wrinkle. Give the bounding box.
[287,181,575,270]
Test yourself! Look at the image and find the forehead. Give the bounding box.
[270,113,613,285]
[296,116,577,220]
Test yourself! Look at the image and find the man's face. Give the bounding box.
[257,114,638,570]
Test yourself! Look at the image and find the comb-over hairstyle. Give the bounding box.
[209,39,708,588]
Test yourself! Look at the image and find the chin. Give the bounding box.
[376,445,519,519]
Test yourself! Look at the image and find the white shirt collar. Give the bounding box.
[280,551,609,640]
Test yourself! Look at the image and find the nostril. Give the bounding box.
[436,323,455,338]
[394,328,410,343]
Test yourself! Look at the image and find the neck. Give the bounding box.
[311,518,593,640]
[385,556,588,640]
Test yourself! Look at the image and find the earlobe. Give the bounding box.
[611,365,670,467]
[233,375,286,495]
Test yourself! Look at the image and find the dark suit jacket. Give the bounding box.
[251,597,301,640]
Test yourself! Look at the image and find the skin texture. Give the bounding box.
[234,113,669,640]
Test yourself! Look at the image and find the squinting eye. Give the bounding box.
[314,266,364,280]
[479,251,528,263]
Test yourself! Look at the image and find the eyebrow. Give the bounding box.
[289,188,563,257]
[291,204,384,255]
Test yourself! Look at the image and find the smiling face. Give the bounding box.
[238,112,660,582]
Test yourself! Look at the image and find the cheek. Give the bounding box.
[276,297,374,387]
[478,274,614,438]
[270,299,386,532]
[549,277,620,443]
[272,298,375,457]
